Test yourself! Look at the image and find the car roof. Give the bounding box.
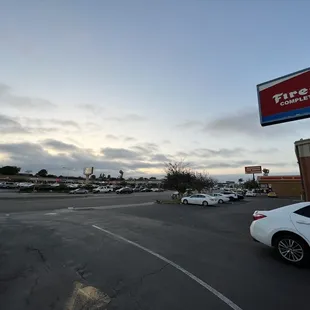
[270,202,310,214]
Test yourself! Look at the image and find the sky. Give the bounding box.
[0,0,309,181]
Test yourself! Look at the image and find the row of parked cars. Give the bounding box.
[69,186,164,194]
[180,191,245,206]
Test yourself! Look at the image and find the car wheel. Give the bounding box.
[275,234,309,266]
[183,199,188,205]
[218,199,224,204]
[202,201,208,207]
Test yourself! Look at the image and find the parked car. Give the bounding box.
[18,182,34,188]
[67,183,80,189]
[250,202,310,266]
[237,194,244,200]
[222,191,238,201]
[0,182,17,189]
[93,186,113,194]
[50,183,60,187]
[116,187,133,194]
[141,188,152,192]
[211,193,230,204]
[69,188,89,194]
[245,191,257,197]
[268,191,278,198]
[181,194,217,207]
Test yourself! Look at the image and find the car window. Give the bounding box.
[294,206,310,218]
[190,195,199,198]
[197,195,205,198]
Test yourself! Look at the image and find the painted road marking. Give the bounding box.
[69,202,154,211]
[44,212,58,216]
[92,224,242,310]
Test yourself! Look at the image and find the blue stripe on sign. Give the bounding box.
[262,106,310,124]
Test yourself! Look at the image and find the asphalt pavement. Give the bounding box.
[0,196,309,310]
[0,192,170,213]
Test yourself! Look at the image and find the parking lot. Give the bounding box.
[0,196,309,310]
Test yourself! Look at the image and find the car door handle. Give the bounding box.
[296,221,310,225]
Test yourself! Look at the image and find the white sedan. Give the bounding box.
[250,202,310,266]
[245,191,257,197]
[211,193,230,204]
[181,194,217,207]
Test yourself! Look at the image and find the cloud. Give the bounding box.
[104,135,136,142]
[162,140,171,144]
[78,104,103,116]
[41,139,79,152]
[131,143,159,153]
[52,119,80,129]
[174,147,278,159]
[104,113,146,122]
[0,140,297,178]
[101,147,143,160]
[151,154,171,162]
[20,117,80,129]
[203,110,300,138]
[176,120,203,129]
[0,83,57,109]
[0,114,30,135]
[0,142,165,177]
[193,147,245,158]
[123,136,136,142]
[105,134,119,140]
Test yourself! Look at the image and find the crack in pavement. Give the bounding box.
[26,246,46,262]
[109,262,170,308]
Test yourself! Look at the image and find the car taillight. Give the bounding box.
[253,213,266,221]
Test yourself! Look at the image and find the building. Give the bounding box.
[257,175,302,198]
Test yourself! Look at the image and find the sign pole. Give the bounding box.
[252,173,255,181]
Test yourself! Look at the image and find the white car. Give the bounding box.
[69,188,89,194]
[181,194,217,207]
[18,182,34,188]
[245,191,257,197]
[211,193,230,204]
[222,192,238,200]
[250,202,310,266]
[93,186,113,194]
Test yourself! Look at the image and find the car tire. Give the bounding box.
[183,199,188,205]
[274,234,309,266]
[218,199,224,204]
[202,201,208,207]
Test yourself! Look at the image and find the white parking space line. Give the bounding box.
[92,224,243,310]
[70,202,154,211]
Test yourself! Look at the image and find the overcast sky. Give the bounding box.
[0,0,309,181]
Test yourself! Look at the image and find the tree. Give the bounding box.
[149,177,156,180]
[238,178,243,184]
[262,168,269,176]
[37,169,48,177]
[98,173,106,180]
[0,166,21,175]
[164,162,217,194]
[119,170,124,179]
[194,172,217,192]
[107,174,111,180]
[164,162,193,194]
[90,175,96,180]
[243,179,259,190]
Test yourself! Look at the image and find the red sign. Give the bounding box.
[257,68,310,126]
[245,166,262,174]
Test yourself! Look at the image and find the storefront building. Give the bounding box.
[257,175,302,198]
